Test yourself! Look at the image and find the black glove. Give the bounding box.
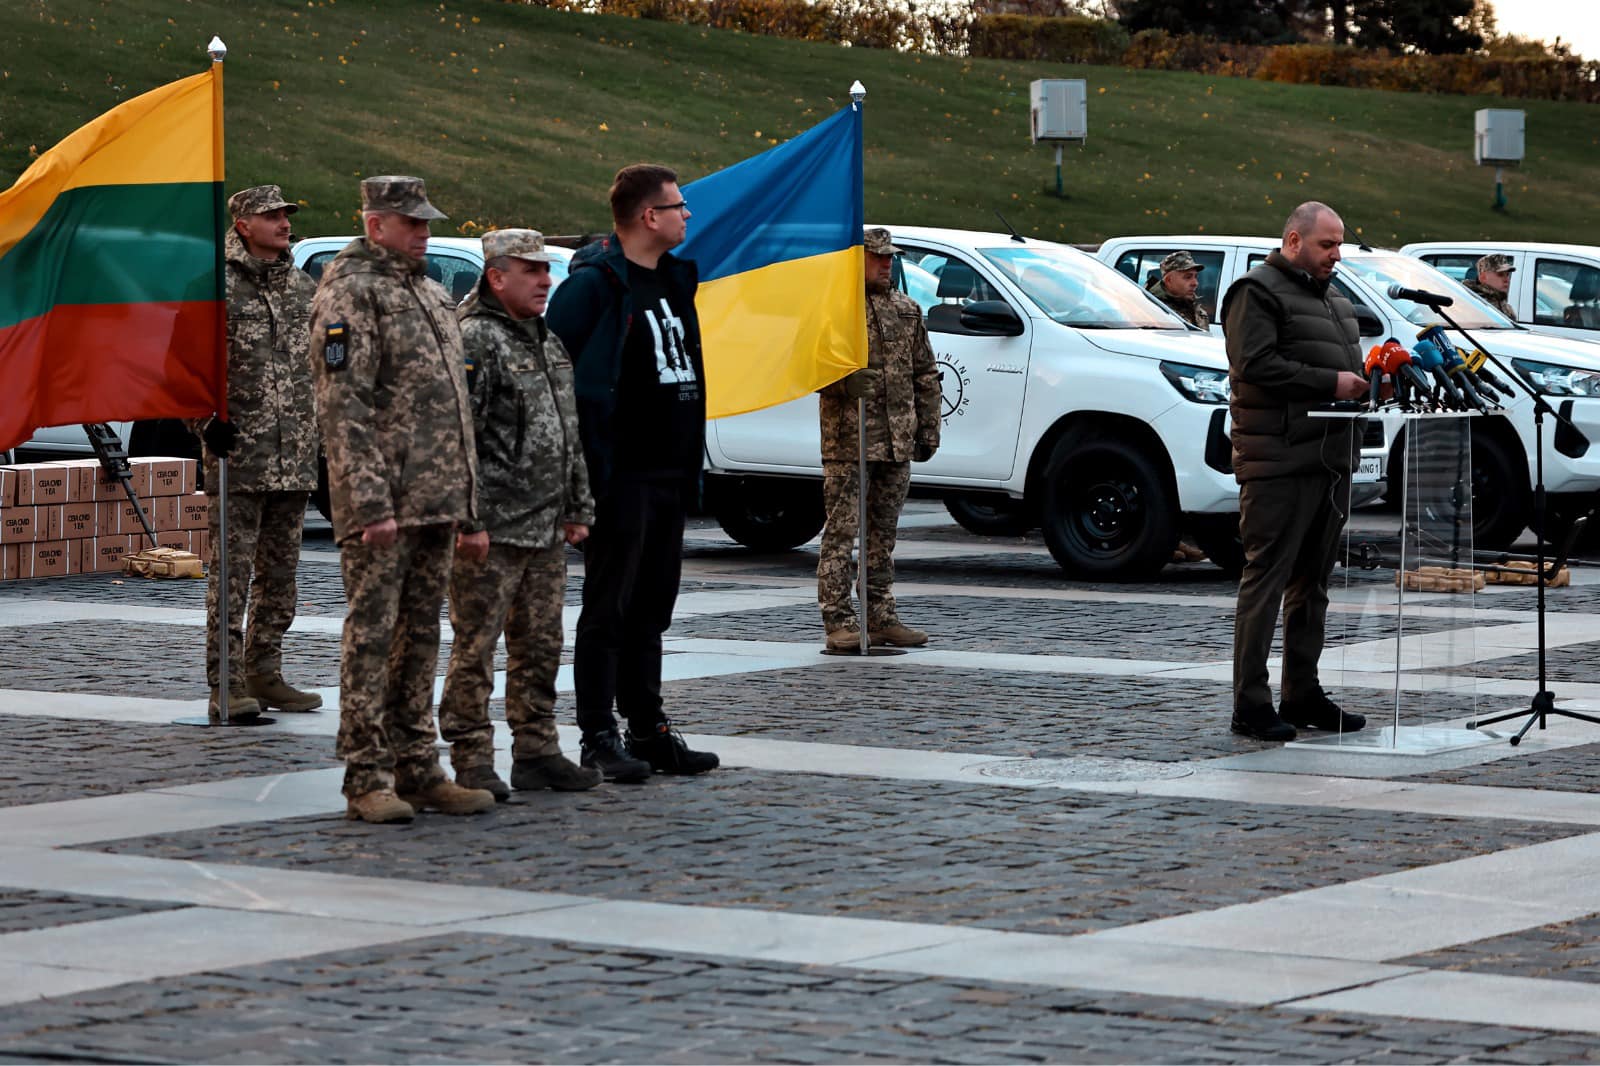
[842,368,881,400]
[202,417,238,457]
[913,441,935,463]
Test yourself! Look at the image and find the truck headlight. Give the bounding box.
[1511,359,1600,397]
[1160,361,1230,405]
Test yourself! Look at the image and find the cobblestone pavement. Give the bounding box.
[4,503,1600,1063]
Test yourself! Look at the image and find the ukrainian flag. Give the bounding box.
[681,105,865,420]
[0,67,226,451]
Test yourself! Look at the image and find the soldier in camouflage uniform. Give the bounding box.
[307,176,495,825]
[436,230,601,800]
[200,185,322,723]
[1464,253,1517,319]
[1147,250,1211,329]
[817,227,942,652]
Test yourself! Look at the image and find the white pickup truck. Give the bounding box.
[703,226,1248,580]
[1401,241,1600,346]
[1098,235,1600,548]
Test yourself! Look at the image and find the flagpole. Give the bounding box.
[849,82,871,656]
[208,36,232,726]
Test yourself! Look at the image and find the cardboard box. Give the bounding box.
[155,530,193,552]
[28,464,70,506]
[0,507,36,544]
[142,457,195,497]
[179,493,211,531]
[0,468,17,507]
[58,459,101,502]
[60,503,96,540]
[94,465,151,501]
[37,505,63,541]
[0,543,20,580]
[28,539,70,578]
[91,535,134,572]
[148,496,181,532]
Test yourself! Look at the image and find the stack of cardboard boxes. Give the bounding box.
[0,458,208,580]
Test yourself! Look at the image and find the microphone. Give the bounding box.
[1363,344,1386,409]
[1380,342,1434,408]
[1388,283,1454,308]
[1413,340,1466,409]
[1417,326,1497,409]
[1461,347,1517,400]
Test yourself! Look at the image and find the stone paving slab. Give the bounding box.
[1399,741,1600,793]
[0,715,337,808]
[0,890,184,935]
[90,770,1577,938]
[1398,914,1600,985]
[1,932,1597,1065]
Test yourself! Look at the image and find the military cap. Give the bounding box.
[1160,250,1204,274]
[863,227,902,256]
[359,175,447,221]
[482,228,558,264]
[227,184,297,221]
[1476,253,1516,276]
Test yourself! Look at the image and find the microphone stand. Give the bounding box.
[1414,302,1600,744]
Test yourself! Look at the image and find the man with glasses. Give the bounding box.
[545,163,719,783]
[1463,254,1517,320]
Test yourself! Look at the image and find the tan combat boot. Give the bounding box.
[247,674,324,712]
[208,689,261,723]
[345,789,415,824]
[401,780,496,815]
[869,621,929,648]
[825,622,864,653]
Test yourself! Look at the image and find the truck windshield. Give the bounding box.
[980,245,1186,329]
[1339,254,1514,330]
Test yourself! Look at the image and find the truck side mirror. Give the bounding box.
[1354,306,1384,337]
[960,300,1024,337]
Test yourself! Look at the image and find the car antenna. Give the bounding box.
[1345,223,1373,253]
[993,210,1026,244]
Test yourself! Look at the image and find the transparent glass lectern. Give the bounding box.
[1293,410,1499,754]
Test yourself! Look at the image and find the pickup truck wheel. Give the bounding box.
[709,477,825,552]
[944,494,1034,536]
[1040,435,1178,580]
[1189,512,1245,578]
[1468,431,1527,551]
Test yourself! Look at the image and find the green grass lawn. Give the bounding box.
[3,0,1596,244]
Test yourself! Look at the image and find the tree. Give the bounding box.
[1114,0,1311,44]
[1347,0,1484,53]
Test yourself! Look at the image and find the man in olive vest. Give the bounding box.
[1222,201,1369,743]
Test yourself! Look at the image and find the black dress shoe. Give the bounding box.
[1231,704,1298,742]
[1280,689,1366,732]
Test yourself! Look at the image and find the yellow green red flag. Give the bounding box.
[0,67,226,451]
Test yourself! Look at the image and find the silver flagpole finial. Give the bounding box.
[207,36,227,62]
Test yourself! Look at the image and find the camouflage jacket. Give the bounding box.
[1147,277,1211,330]
[818,288,942,462]
[307,237,477,542]
[1463,278,1516,320]
[457,285,595,548]
[211,229,319,492]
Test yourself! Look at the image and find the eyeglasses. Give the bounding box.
[647,200,689,215]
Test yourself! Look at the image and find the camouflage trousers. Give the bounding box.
[336,524,454,798]
[438,541,566,771]
[817,460,910,631]
[206,489,307,690]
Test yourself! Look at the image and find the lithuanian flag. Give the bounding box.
[0,67,226,452]
[680,105,866,419]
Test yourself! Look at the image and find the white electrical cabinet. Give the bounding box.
[1474,109,1525,166]
[1030,79,1088,143]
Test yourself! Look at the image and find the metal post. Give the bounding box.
[1493,165,1507,211]
[856,396,870,655]
[216,456,231,724]
[1055,144,1064,198]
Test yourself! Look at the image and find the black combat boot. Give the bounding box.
[580,729,652,784]
[627,720,720,776]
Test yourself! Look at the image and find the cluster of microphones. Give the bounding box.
[1363,325,1515,413]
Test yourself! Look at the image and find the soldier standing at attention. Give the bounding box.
[199,185,322,723]
[816,227,942,653]
[545,163,720,783]
[436,229,601,800]
[1147,250,1211,329]
[308,176,495,824]
[1463,253,1517,319]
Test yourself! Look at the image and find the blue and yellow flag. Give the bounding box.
[681,105,865,420]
